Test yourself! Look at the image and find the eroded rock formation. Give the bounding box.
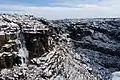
[0,14,97,80]
[52,18,120,80]
[1,14,120,80]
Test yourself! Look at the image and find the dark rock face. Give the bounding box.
[24,32,49,59]
[52,18,120,80]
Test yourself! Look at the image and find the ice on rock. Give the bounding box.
[33,38,37,41]
[15,36,28,66]
[20,47,28,64]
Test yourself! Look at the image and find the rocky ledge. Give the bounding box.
[0,14,97,80]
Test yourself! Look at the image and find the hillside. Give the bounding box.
[0,14,120,80]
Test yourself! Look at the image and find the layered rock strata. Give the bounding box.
[0,14,97,80]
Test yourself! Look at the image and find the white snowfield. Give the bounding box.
[112,71,120,80]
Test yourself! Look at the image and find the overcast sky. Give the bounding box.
[0,0,120,20]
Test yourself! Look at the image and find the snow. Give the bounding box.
[12,52,18,54]
[0,53,3,57]
[112,71,120,80]
[90,29,94,34]
[2,52,10,55]
[0,22,7,26]
[1,69,9,75]
[0,52,11,57]
[8,54,12,56]
[15,39,21,45]
[3,44,11,48]
[10,22,18,27]
[8,40,15,43]
[0,31,5,35]
[33,39,37,41]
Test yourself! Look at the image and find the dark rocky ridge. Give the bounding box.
[52,18,120,80]
[0,14,96,80]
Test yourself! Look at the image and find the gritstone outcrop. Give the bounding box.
[0,14,97,80]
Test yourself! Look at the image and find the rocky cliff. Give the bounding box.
[0,14,97,80]
[0,14,119,80]
[52,18,120,80]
